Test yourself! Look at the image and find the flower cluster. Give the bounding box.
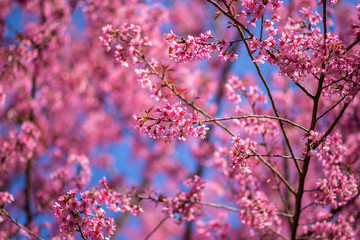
[162,175,206,222]
[303,130,323,157]
[269,8,360,97]
[246,8,280,64]
[133,103,208,142]
[225,75,267,104]
[0,122,40,168]
[100,23,151,67]
[165,30,238,63]
[240,0,282,27]
[133,58,161,94]
[53,179,143,239]
[242,118,279,137]
[16,122,41,159]
[237,190,281,230]
[304,214,355,240]
[273,14,322,81]
[50,154,91,190]
[314,134,359,209]
[229,136,257,174]
[225,76,246,103]
[196,215,231,240]
[0,192,14,205]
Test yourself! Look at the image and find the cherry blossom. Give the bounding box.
[1,0,360,239]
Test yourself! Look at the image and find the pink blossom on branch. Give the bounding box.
[313,134,359,209]
[0,192,14,205]
[53,179,142,239]
[165,30,238,63]
[99,23,152,67]
[162,175,206,222]
[1,0,360,239]
[133,102,209,142]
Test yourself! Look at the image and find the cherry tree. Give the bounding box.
[0,0,360,239]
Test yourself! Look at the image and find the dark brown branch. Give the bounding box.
[345,36,360,54]
[291,2,328,238]
[294,82,314,99]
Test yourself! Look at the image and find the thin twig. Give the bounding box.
[194,201,240,212]
[276,212,294,218]
[0,208,44,240]
[200,115,308,132]
[205,0,254,38]
[139,54,236,137]
[135,193,241,212]
[300,202,315,212]
[345,36,360,54]
[266,226,289,240]
[294,82,314,99]
[221,2,301,173]
[248,154,303,161]
[316,95,346,121]
[230,38,252,43]
[249,148,296,195]
[77,226,87,240]
[315,101,350,146]
[144,217,169,240]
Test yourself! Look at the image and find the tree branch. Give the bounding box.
[200,115,308,132]
[205,0,254,38]
[316,95,346,121]
[144,217,169,240]
[0,208,44,240]
[291,2,328,238]
[139,53,236,137]
[345,36,360,54]
[249,147,296,195]
[221,2,301,173]
[294,82,314,99]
